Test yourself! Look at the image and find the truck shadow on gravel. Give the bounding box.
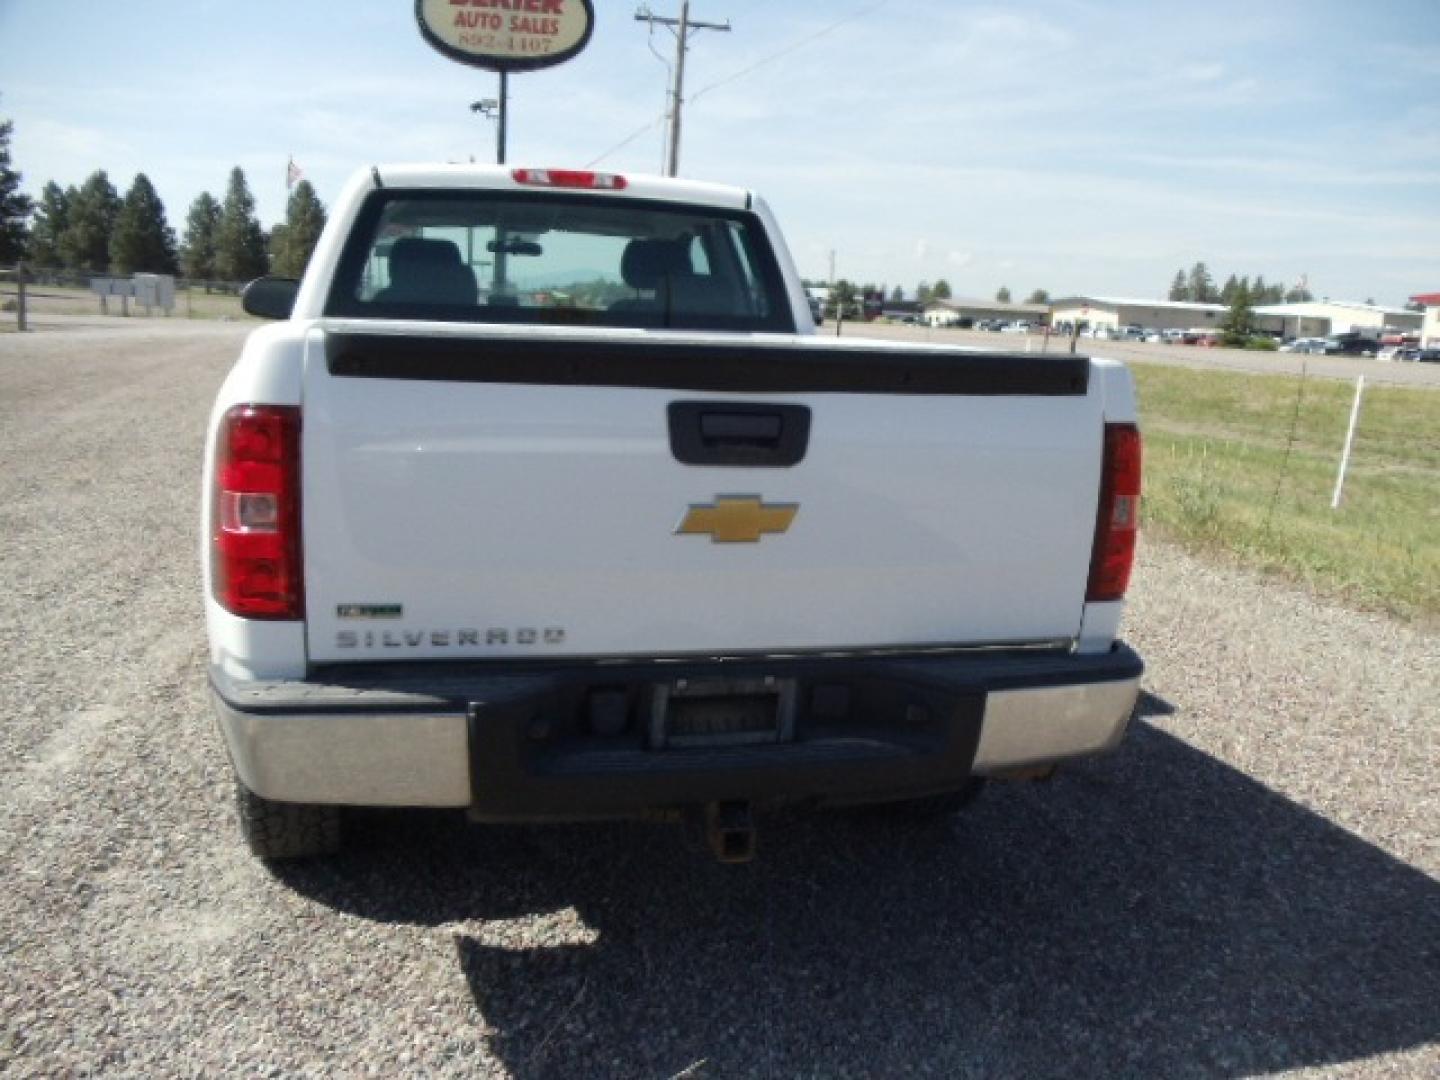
[276,698,1440,1078]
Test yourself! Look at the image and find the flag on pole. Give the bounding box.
[286,157,303,190]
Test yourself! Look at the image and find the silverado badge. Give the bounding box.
[675,495,798,544]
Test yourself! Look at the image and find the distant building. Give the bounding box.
[881,299,923,321]
[923,297,1048,327]
[1408,292,1440,347]
[1047,296,1225,333]
[1252,300,1422,340]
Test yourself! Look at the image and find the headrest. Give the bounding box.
[388,237,464,271]
[620,239,691,290]
[381,236,476,306]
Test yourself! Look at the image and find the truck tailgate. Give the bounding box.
[301,324,1104,662]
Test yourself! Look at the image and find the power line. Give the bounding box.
[584,113,669,169]
[689,2,886,104]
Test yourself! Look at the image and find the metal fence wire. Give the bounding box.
[1,264,254,329]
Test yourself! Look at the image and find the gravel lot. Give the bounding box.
[2,322,1436,1078]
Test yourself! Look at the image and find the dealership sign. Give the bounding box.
[415,0,596,72]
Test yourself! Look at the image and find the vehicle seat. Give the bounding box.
[375,238,477,307]
[669,272,745,319]
[609,239,692,314]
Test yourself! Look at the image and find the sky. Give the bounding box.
[1,0,1437,306]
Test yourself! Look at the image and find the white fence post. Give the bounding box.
[1331,375,1366,509]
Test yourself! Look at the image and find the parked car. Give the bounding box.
[1279,337,1328,354]
[1161,329,1186,344]
[1143,330,1164,343]
[1323,336,1378,357]
[1002,321,1031,333]
[1121,325,1146,341]
[1417,348,1440,363]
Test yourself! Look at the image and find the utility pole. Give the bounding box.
[635,2,731,176]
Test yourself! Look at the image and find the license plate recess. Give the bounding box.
[650,676,798,749]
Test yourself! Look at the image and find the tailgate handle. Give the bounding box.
[668,402,811,467]
[700,411,783,446]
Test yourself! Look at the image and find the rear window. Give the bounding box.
[325,190,795,332]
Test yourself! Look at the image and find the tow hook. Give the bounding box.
[705,801,756,863]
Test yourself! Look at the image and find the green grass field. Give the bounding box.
[1134,364,1440,621]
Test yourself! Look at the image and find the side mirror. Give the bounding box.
[241,276,301,320]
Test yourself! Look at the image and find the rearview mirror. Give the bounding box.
[241,276,300,320]
[486,239,543,257]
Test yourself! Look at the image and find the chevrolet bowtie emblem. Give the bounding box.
[675,495,799,543]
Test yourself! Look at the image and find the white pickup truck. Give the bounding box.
[205,164,1143,862]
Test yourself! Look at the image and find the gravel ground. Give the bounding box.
[1,323,1436,1078]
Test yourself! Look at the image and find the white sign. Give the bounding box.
[415,0,595,72]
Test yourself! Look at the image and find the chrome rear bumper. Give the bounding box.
[212,645,1141,809]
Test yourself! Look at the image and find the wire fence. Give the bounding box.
[0,264,255,330]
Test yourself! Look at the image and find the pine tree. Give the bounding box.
[890,285,905,302]
[269,180,326,279]
[26,181,70,268]
[1168,269,1189,301]
[1222,280,1255,345]
[180,192,222,281]
[916,281,932,306]
[931,279,952,300]
[995,285,1012,303]
[109,174,177,275]
[1187,261,1215,304]
[59,170,121,272]
[0,112,33,263]
[214,167,268,282]
[1026,288,1050,304]
[1219,274,1238,305]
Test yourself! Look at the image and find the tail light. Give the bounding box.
[511,168,627,191]
[211,405,303,619]
[1086,422,1142,602]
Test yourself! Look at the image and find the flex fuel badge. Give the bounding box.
[336,604,403,619]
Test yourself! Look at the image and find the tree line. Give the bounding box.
[893,282,1050,306]
[0,106,325,281]
[1167,261,1313,306]
[807,279,1052,315]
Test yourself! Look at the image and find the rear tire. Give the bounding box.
[235,780,342,861]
